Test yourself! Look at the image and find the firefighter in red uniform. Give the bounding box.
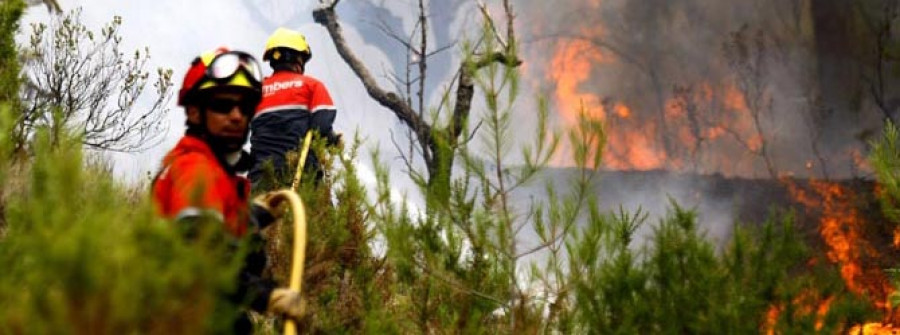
[250,27,339,188]
[153,47,305,333]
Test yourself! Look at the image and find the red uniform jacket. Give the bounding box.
[152,135,250,237]
[248,70,338,184]
[256,70,335,116]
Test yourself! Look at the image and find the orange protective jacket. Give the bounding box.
[152,135,251,237]
[152,134,277,321]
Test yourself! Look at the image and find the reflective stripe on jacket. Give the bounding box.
[250,70,338,185]
[256,70,336,116]
[152,135,251,237]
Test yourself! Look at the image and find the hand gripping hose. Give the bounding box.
[268,189,307,335]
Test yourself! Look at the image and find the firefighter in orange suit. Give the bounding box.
[250,27,339,187]
[153,47,305,334]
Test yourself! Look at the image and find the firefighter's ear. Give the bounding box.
[186,106,201,125]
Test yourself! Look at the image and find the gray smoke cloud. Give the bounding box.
[517,0,889,179]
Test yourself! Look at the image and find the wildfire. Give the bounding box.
[894,227,900,249]
[546,36,769,175]
[787,180,889,297]
[765,293,834,334]
[848,323,900,335]
[785,179,898,333]
[614,103,631,118]
[724,84,748,112]
[604,122,667,170]
[548,39,607,124]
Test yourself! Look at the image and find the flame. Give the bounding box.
[549,39,606,124]
[605,121,667,170]
[547,43,767,174]
[548,39,674,170]
[785,179,898,332]
[764,293,834,334]
[764,305,779,335]
[786,180,887,295]
[724,84,749,112]
[706,126,725,140]
[535,3,872,179]
[848,323,900,334]
[894,227,900,249]
[543,11,770,175]
[614,103,631,118]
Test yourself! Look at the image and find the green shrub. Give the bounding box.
[0,0,24,105]
[565,203,874,334]
[0,127,243,334]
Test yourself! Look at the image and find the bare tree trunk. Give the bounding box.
[313,1,520,205]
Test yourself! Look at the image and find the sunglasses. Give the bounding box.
[204,98,257,116]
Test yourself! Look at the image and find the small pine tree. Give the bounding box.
[0,123,247,333]
[870,121,900,314]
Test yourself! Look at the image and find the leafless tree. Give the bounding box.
[18,8,172,153]
[668,84,714,172]
[856,0,900,124]
[313,0,521,204]
[723,25,778,179]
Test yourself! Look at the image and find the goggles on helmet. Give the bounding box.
[195,51,263,91]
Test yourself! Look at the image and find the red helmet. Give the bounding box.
[177,47,263,106]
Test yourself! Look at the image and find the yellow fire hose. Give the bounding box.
[267,188,306,335]
[272,130,313,335]
[291,131,313,191]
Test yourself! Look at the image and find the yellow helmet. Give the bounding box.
[263,27,312,63]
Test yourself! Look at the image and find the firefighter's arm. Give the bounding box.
[168,156,228,236]
[309,81,339,145]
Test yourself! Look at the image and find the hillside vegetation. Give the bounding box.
[2,1,898,334]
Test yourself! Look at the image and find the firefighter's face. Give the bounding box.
[188,91,255,151]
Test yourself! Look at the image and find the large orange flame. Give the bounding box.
[786,180,888,297]
[549,39,606,125]
[785,179,897,332]
[547,36,769,175]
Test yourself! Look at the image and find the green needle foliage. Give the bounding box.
[564,205,873,334]
[0,0,23,106]
[0,7,244,332]
[870,121,900,310]
[871,121,900,223]
[0,123,245,334]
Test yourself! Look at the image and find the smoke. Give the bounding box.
[517,0,887,179]
[505,0,898,243]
